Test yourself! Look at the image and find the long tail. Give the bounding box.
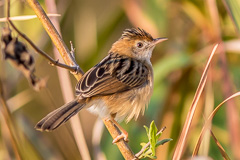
[35,98,85,131]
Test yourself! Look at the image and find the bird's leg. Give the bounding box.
[105,116,129,143]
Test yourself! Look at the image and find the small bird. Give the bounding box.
[35,28,167,143]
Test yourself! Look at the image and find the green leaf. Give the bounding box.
[149,121,158,156]
[140,148,156,159]
[138,121,172,159]
[144,125,149,136]
[156,139,173,147]
[140,143,147,148]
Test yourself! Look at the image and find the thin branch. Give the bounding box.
[135,126,166,158]
[103,119,136,160]
[25,0,84,80]
[6,0,79,73]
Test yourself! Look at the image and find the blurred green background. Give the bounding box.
[0,0,240,159]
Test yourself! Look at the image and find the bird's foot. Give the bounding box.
[112,131,129,144]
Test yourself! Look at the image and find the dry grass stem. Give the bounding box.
[192,91,240,157]
[92,119,106,160]
[0,79,22,160]
[173,44,218,160]
[0,14,60,22]
[207,1,240,158]
[44,0,91,159]
[210,130,231,160]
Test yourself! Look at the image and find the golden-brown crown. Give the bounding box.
[120,28,153,41]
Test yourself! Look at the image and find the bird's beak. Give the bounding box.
[151,37,168,46]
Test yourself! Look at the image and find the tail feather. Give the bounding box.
[35,98,84,131]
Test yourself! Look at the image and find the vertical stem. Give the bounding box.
[44,0,91,160]
[0,80,22,160]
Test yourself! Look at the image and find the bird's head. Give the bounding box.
[110,28,167,61]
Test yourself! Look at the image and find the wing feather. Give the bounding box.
[75,53,149,98]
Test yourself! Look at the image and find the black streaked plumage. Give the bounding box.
[75,53,149,98]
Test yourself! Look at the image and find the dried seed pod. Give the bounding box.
[1,27,46,91]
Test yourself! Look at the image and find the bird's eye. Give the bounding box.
[137,42,143,48]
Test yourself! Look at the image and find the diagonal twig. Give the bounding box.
[6,0,82,74]
[25,0,84,80]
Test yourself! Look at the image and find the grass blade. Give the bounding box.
[193,91,240,156]
[210,130,231,160]
[173,44,219,160]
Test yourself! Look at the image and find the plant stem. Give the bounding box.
[103,119,136,160]
[26,0,84,80]
[44,0,91,159]
[0,79,22,160]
